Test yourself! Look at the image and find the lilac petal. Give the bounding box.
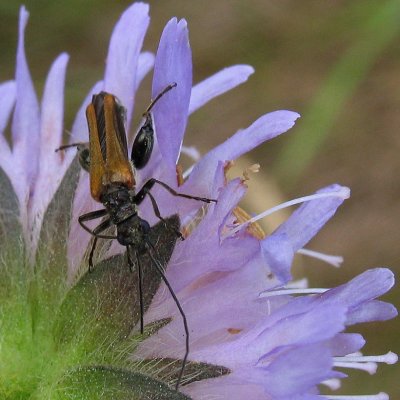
[152,18,192,167]
[104,3,150,127]
[185,376,321,400]
[37,54,69,154]
[0,81,16,172]
[346,300,398,325]
[70,81,103,143]
[67,173,102,280]
[12,6,40,197]
[182,377,267,400]
[135,51,154,90]
[269,184,349,251]
[165,178,252,291]
[159,185,257,289]
[136,254,279,359]
[328,333,366,356]
[261,231,294,283]
[214,177,247,235]
[321,268,395,312]
[251,303,346,363]
[200,109,300,165]
[184,301,345,367]
[126,51,155,149]
[189,65,254,114]
[29,53,69,256]
[185,110,300,196]
[260,344,333,398]
[0,81,16,137]
[262,184,349,283]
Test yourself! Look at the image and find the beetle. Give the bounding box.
[58,85,216,389]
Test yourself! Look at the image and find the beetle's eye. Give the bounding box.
[79,147,90,172]
[131,113,154,169]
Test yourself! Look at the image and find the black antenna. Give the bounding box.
[128,247,145,335]
[55,142,85,152]
[146,240,189,391]
[144,82,177,115]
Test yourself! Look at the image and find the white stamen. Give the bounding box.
[321,378,341,390]
[333,361,377,374]
[284,278,309,289]
[183,165,195,180]
[228,187,350,236]
[181,145,201,161]
[335,352,398,365]
[259,287,328,298]
[332,352,398,377]
[297,248,344,267]
[322,393,389,400]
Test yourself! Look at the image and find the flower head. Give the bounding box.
[0,3,397,400]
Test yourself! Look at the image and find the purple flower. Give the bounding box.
[0,3,396,399]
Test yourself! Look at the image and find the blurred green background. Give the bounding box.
[0,0,399,397]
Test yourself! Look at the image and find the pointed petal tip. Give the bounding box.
[277,109,301,129]
[242,64,255,75]
[290,110,301,121]
[125,1,149,15]
[189,64,255,115]
[334,184,350,199]
[162,17,189,38]
[19,5,29,19]
[373,267,395,290]
[178,18,188,29]
[163,17,178,31]
[364,267,394,281]
[388,304,398,319]
[116,1,150,31]
[19,6,29,32]
[273,109,301,125]
[225,64,255,79]
[55,52,70,66]
[140,51,155,62]
[318,183,351,199]
[104,0,150,124]
[348,267,396,300]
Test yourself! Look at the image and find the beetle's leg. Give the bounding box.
[134,178,217,205]
[79,209,117,239]
[87,217,113,271]
[144,190,183,240]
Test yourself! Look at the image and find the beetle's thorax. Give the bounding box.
[100,184,137,225]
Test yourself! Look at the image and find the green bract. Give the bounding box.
[0,159,192,399]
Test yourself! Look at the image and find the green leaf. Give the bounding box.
[27,157,81,339]
[0,166,21,255]
[147,358,230,386]
[53,216,180,360]
[36,156,81,276]
[54,365,191,400]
